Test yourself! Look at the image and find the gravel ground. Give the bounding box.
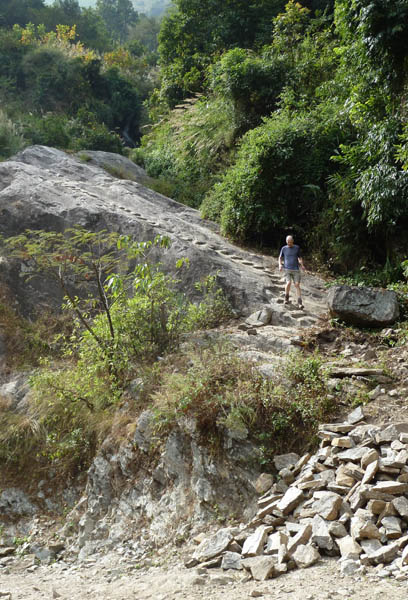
[1,553,408,600]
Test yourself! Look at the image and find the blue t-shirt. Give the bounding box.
[279,244,301,270]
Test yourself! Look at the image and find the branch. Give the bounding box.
[92,261,115,340]
[47,380,94,412]
[57,271,106,350]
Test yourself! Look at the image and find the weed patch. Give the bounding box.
[153,343,339,468]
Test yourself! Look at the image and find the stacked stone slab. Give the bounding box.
[187,412,408,581]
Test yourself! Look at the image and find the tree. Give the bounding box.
[0,0,46,28]
[2,228,177,368]
[96,0,138,43]
[158,0,286,105]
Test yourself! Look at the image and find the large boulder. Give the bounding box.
[327,285,399,327]
[74,150,149,184]
[0,145,276,316]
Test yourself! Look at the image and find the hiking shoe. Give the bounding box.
[284,295,290,305]
[298,301,304,310]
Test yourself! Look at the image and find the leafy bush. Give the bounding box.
[157,0,284,106]
[154,344,337,465]
[209,47,290,132]
[21,110,123,153]
[184,274,233,330]
[201,106,345,243]
[0,371,110,478]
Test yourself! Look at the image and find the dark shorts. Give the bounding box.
[284,269,301,283]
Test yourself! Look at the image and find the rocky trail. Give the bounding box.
[1,147,408,599]
[1,552,407,600]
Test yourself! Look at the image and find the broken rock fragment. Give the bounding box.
[371,481,408,495]
[273,453,300,471]
[265,532,288,555]
[287,524,312,556]
[350,515,381,541]
[311,491,342,520]
[193,528,234,562]
[367,542,399,565]
[242,526,271,557]
[392,496,408,518]
[292,544,320,568]
[311,514,334,551]
[335,535,362,559]
[221,552,243,570]
[275,487,303,515]
[242,556,282,581]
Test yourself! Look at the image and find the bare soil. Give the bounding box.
[1,552,407,600]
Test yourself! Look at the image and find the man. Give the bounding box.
[278,235,305,309]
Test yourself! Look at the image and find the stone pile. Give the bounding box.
[186,409,408,581]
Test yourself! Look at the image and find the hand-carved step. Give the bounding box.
[290,311,308,318]
[297,317,318,327]
[264,285,281,293]
[265,272,280,278]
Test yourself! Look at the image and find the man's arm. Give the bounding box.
[298,255,308,272]
[278,248,284,271]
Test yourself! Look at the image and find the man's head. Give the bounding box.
[286,235,294,247]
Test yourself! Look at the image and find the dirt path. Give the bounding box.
[1,552,406,600]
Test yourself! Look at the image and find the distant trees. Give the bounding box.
[158,0,286,105]
[95,0,138,43]
[0,0,45,28]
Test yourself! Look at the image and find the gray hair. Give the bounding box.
[286,235,294,243]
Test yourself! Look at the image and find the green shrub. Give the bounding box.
[21,110,123,153]
[184,274,233,330]
[21,112,71,149]
[69,109,124,153]
[208,47,290,132]
[0,228,234,477]
[201,105,345,243]
[0,370,110,478]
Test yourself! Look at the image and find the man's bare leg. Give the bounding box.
[295,282,303,308]
[285,280,291,303]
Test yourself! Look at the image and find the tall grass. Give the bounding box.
[0,109,25,159]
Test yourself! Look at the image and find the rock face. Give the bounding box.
[327,285,399,327]
[0,145,281,317]
[74,150,149,184]
[60,411,262,558]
